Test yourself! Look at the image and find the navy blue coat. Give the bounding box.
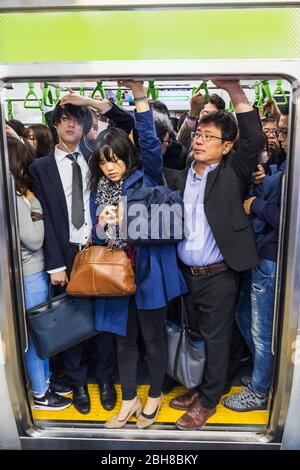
[91,110,188,335]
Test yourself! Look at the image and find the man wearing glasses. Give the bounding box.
[163,79,265,430]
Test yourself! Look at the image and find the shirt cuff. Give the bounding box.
[47,266,67,274]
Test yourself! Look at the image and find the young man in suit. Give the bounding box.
[29,101,119,414]
[164,79,265,430]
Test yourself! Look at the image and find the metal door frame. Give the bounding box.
[1,58,300,449]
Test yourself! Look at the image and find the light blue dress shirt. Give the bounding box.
[178,161,224,267]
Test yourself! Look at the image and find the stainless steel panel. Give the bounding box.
[0,59,300,83]
[0,1,299,13]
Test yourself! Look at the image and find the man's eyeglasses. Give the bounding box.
[263,129,278,136]
[276,128,288,138]
[191,131,224,143]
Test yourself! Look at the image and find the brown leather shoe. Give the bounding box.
[175,396,216,430]
[169,390,199,411]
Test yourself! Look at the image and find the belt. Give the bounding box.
[179,260,229,277]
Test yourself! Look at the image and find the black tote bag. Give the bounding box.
[165,297,206,389]
[27,285,98,359]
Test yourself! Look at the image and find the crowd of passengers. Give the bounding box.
[5,77,288,430]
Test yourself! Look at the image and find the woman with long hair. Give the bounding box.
[7,137,72,410]
[60,81,188,428]
[25,123,54,158]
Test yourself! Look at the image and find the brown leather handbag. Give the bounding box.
[66,245,136,297]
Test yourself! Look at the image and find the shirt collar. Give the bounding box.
[55,144,81,163]
[190,160,219,181]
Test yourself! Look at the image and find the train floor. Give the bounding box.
[32,358,269,428]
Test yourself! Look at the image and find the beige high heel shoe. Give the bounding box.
[136,394,163,429]
[104,397,142,429]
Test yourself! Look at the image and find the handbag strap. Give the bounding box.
[173,296,189,377]
[47,283,54,309]
[180,296,189,330]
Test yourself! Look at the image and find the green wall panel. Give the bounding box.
[0,8,299,62]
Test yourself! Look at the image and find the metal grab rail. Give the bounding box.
[23,82,42,109]
[192,80,210,102]
[91,81,106,99]
[147,80,159,100]
[273,79,288,106]
[7,99,13,120]
[42,83,54,107]
[8,174,29,354]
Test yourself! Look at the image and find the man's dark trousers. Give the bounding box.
[182,268,239,409]
[61,244,117,387]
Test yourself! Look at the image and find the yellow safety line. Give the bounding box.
[32,384,269,425]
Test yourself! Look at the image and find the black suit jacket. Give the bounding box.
[163,110,265,272]
[29,151,77,273]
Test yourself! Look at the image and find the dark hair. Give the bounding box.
[199,110,238,141]
[7,137,34,195]
[208,94,226,110]
[279,106,289,117]
[170,117,179,133]
[24,124,54,158]
[52,102,93,136]
[149,100,171,118]
[261,117,276,126]
[153,110,174,142]
[7,119,26,138]
[89,128,140,193]
[177,112,188,131]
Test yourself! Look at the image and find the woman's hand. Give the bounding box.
[118,80,145,94]
[25,189,35,201]
[98,205,118,227]
[98,204,124,228]
[251,164,266,185]
[118,80,148,112]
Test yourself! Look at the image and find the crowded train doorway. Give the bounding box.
[0,69,299,450]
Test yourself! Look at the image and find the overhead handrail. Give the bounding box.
[252,82,264,109]
[260,80,273,103]
[147,80,159,101]
[54,85,61,104]
[91,81,106,99]
[24,82,42,109]
[272,79,288,106]
[42,83,54,107]
[7,99,13,120]
[192,81,210,102]
[228,100,235,113]
[79,87,85,97]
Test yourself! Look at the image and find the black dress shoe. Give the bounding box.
[223,383,232,395]
[73,386,91,415]
[99,382,117,411]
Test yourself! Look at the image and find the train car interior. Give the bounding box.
[1,67,300,450]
